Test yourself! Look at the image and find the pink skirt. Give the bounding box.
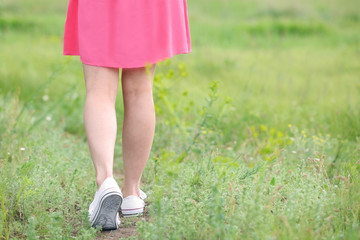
[63,0,192,68]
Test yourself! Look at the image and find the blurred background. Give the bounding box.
[0,0,359,140]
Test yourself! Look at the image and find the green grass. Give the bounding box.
[0,0,359,239]
[0,92,98,239]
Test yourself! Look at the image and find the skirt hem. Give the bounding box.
[63,49,192,69]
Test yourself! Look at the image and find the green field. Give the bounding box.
[1,0,359,239]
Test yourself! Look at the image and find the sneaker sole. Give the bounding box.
[91,192,122,230]
[121,207,144,217]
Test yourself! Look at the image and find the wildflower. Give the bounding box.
[202,130,207,134]
[292,150,297,154]
[46,116,52,121]
[42,95,49,101]
[20,147,25,151]
[260,124,267,132]
[178,62,185,70]
[288,124,292,128]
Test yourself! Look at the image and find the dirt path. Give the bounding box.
[95,207,150,240]
[95,170,150,239]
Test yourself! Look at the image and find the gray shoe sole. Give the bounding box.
[91,192,123,230]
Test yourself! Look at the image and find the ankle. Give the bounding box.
[96,174,114,189]
[121,183,140,198]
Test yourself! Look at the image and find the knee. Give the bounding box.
[122,67,155,96]
[122,83,153,98]
[85,87,118,104]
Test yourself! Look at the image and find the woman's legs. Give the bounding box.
[82,62,156,196]
[82,63,120,189]
[121,64,157,198]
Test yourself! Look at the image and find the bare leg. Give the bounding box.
[82,63,120,189]
[121,64,157,198]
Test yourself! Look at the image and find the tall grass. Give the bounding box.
[0,91,98,239]
[137,71,360,239]
[0,57,359,239]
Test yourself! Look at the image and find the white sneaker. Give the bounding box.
[139,189,147,200]
[121,195,145,217]
[88,177,123,230]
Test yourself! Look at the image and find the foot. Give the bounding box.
[120,195,145,217]
[88,177,123,230]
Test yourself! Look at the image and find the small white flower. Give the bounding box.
[72,92,79,100]
[292,150,297,154]
[46,116,52,121]
[42,95,49,101]
[8,152,10,155]
[20,147,25,151]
